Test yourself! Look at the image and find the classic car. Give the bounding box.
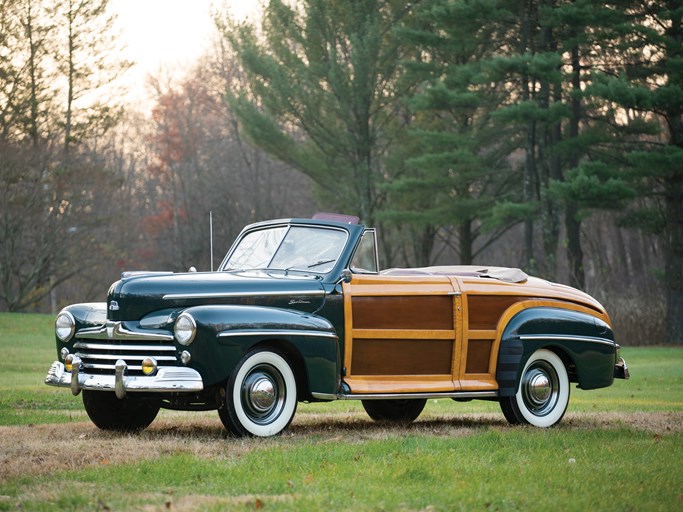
[46,213,629,437]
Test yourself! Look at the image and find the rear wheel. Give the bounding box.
[362,399,427,423]
[218,348,297,437]
[82,390,160,432]
[500,349,569,427]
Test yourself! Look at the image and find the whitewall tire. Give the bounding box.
[500,349,570,428]
[219,348,297,437]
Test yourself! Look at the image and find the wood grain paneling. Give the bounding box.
[351,338,453,375]
[465,339,493,374]
[467,295,526,330]
[352,296,453,330]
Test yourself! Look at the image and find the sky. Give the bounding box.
[109,0,257,106]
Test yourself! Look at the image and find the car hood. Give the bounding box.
[107,270,326,321]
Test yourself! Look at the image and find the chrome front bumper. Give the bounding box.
[45,359,204,399]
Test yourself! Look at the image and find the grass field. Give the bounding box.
[1,312,682,511]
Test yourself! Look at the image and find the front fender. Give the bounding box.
[180,305,340,396]
[496,307,617,396]
[55,303,107,358]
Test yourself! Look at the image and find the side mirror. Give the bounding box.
[338,269,352,284]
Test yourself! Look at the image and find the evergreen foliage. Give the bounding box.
[222,0,682,341]
[220,0,413,230]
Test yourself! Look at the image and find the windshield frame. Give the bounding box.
[220,223,350,276]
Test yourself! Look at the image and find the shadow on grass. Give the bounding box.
[131,413,507,440]
[130,408,683,444]
[131,409,681,443]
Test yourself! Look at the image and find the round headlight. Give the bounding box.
[55,311,75,342]
[174,313,196,346]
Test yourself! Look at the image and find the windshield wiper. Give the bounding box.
[307,259,336,269]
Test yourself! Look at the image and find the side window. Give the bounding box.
[350,230,379,274]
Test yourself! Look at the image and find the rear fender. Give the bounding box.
[496,307,616,396]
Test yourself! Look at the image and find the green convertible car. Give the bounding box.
[46,214,629,437]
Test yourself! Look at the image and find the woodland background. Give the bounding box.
[1,0,681,345]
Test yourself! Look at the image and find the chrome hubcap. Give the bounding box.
[241,365,285,424]
[249,376,276,412]
[527,370,551,405]
[521,362,558,416]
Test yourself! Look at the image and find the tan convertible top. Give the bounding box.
[381,265,529,284]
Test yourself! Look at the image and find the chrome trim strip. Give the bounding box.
[217,329,338,339]
[519,334,615,347]
[81,362,151,371]
[163,289,327,300]
[75,353,177,362]
[311,391,498,401]
[76,321,174,341]
[74,341,176,352]
[45,361,204,393]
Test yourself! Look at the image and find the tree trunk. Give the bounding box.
[25,1,40,147]
[459,219,473,265]
[664,175,683,342]
[64,0,75,154]
[520,0,536,274]
[663,10,683,343]
[414,225,435,268]
[566,41,585,289]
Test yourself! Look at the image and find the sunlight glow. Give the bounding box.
[109,0,257,106]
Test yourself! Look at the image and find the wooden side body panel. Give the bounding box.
[342,275,459,393]
[341,273,610,395]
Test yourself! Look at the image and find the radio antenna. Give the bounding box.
[209,211,214,271]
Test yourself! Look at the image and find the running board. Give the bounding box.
[311,390,498,401]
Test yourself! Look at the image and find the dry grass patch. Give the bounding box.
[2,409,680,484]
[0,419,247,482]
[141,492,296,511]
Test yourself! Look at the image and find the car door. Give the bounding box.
[341,272,462,394]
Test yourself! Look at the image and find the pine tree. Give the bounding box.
[583,0,683,342]
[388,0,523,266]
[219,0,413,234]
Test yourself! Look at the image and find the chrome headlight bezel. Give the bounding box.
[55,311,76,342]
[174,313,197,346]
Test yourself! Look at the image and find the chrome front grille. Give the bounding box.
[73,340,177,375]
[74,321,178,377]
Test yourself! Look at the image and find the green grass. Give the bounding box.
[2,427,681,511]
[0,313,85,425]
[1,312,682,511]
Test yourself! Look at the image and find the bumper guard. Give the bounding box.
[45,359,204,399]
[614,357,630,379]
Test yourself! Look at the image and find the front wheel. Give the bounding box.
[218,348,297,437]
[82,390,160,432]
[500,349,569,428]
[362,399,427,423]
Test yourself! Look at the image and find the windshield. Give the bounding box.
[223,225,348,274]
